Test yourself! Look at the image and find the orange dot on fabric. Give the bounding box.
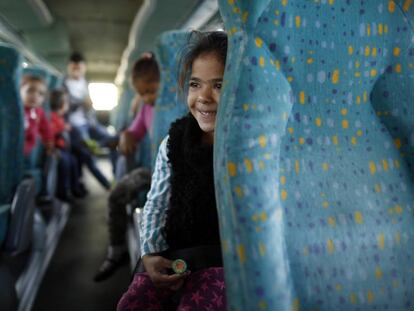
[228,162,237,177]
[389,0,396,12]
[332,70,340,84]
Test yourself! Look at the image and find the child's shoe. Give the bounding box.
[93,245,129,282]
[84,139,106,156]
[57,191,75,203]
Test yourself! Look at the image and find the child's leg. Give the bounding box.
[108,167,151,246]
[117,272,171,311]
[114,155,128,182]
[89,124,119,173]
[76,124,91,141]
[57,150,72,197]
[94,167,151,282]
[68,152,82,192]
[76,146,111,190]
[178,267,226,311]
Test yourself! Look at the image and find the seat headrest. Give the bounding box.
[151,30,188,165]
[23,66,51,86]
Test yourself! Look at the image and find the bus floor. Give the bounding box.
[33,159,130,311]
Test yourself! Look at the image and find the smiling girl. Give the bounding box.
[117,31,228,311]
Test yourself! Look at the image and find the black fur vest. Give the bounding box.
[163,114,220,250]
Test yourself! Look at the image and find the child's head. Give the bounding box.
[50,89,69,116]
[67,52,86,80]
[131,52,160,106]
[20,75,47,108]
[179,31,228,144]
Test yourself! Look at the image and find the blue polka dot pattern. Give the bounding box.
[151,30,188,166]
[215,1,414,310]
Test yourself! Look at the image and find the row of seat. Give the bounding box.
[0,28,190,309]
[0,43,70,311]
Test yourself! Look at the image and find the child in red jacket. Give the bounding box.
[20,75,53,159]
[50,89,84,202]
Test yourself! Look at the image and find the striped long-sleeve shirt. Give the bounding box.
[139,136,170,256]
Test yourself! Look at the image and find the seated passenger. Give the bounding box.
[70,132,112,191]
[20,75,53,167]
[50,89,85,202]
[117,31,227,311]
[64,52,118,167]
[63,53,111,191]
[94,52,160,281]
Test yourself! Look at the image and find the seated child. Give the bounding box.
[20,75,53,167]
[64,52,118,168]
[117,31,228,311]
[119,52,158,156]
[50,89,84,202]
[94,52,160,281]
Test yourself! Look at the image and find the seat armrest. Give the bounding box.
[4,178,36,255]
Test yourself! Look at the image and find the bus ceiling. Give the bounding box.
[0,0,220,84]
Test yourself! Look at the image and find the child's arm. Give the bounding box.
[139,136,170,256]
[119,103,150,155]
[130,94,142,116]
[127,103,149,141]
[119,131,137,156]
[140,136,188,289]
[49,113,65,137]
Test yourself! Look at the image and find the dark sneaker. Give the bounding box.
[58,192,75,203]
[93,252,129,282]
[72,187,87,198]
[84,139,106,156]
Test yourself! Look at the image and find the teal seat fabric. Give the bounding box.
[24,140,44,194]
[0,44,24,245]
[22,66,51,86]
[151,30,188,165]
[111,87,136,132]
[215,1,414,310]
[0,205,10,246]
[49,74,63,90]
[134,133,152,170]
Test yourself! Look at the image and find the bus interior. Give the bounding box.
[1,0,414,311]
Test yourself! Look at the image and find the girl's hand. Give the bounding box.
[119,131,137,156]
[142,254,188,290]
[130,95,142,116]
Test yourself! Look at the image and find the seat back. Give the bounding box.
[134,131,152,170]
[0,43,24,246]
[151,30,188,165]
[4,177,36,254]
[110,87,136,132]
[49,74,63,90]
[215,1,414,309]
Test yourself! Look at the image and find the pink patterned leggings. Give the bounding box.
[117,267,226,311]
